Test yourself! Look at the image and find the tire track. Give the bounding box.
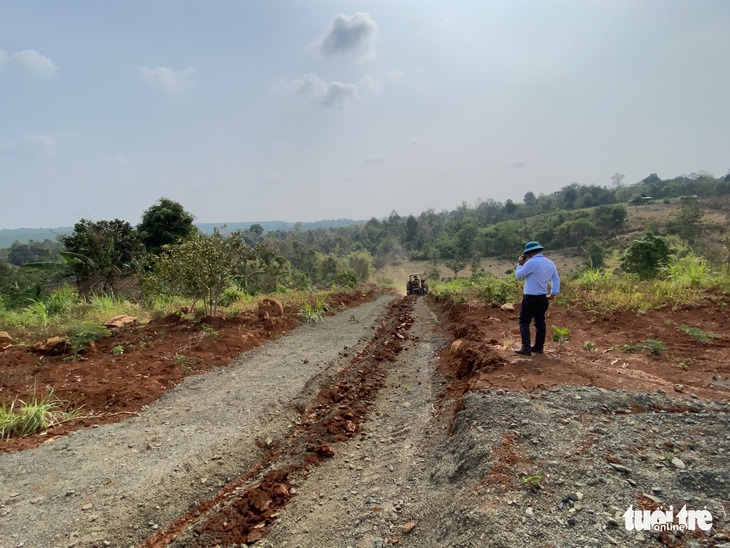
[154,298,418,546]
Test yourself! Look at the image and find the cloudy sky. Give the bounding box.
[2,1,729,229]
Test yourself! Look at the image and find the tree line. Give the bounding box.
[1,170,728,310]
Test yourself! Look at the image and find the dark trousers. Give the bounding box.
[519,294,549,349]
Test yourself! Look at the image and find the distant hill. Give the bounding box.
[0,219,365,248]
[196,219,364,235]
[0,227,73,249]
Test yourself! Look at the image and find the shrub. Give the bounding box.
[218,286,246,307]
[331,269,358,288]
[620,232,672,279]
[66,321,112,358]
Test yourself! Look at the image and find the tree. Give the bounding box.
[0,259,47,308]
[611,173,626,188]
[553,218,598,247]
[593,204,627,231]
[523,191,537,205]
[145,230,241,316]
[620,232,672,279]
[60,219,144,296]
[404,215,419,250]
[561,186,579,209]
[641,173,661,185]
[669,199,704,243]
[444,258,467,277]
[455,219,479,259]
[137,198,197,256]
[504,199,517,215]
[7,240,60,266]
[346,251,373,282]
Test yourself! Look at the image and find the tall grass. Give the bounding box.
[299,297,330,323]
[430,255,730,313]
[0,390,80,439]
[45,285,80,315]
[661,256,708,289]
[429,275,522,305]
[570,254,724,312]
[0,285,143,342]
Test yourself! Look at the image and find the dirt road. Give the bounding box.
[0,295,402,547]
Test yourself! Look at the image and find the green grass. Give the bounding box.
[429,275,522,305]
[521,472,543,491]
[583,341,599,352]
[620,339,668,356]
[66,321,112,359]
[173,353,205,372]
[299,297,331,324]
[199,322,218,339]
[677,324,721,343]
[552,326,570,343]
[569,251,730,313]
[0,391,81,439]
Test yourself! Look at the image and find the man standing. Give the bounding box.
[514,241,560,356]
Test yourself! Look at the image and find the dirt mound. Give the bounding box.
[434,297,730,402]
[422,386,730,547]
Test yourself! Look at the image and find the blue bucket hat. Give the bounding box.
[523,241,544,253]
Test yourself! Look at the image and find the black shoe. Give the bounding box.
[514,347,532,356]
[530,346,543,354]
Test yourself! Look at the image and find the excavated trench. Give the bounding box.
[143,297,416,546]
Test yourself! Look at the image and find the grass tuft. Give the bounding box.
[0,391,81,439]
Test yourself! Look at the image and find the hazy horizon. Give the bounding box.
[3,1,729,230]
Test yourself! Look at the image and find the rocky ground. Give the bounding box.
[0,291,728,547]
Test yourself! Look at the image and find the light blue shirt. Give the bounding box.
[515,253,560,296]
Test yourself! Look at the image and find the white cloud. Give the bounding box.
[365,156,385,165]
[359,74,383,94]
[293,73,359,109]
[140,66,194,94]
[318,12,377,56]
[0,134,58,157]
[0,49,59,77]
[510,160,527,169]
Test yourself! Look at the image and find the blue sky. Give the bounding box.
[1,1,729,229]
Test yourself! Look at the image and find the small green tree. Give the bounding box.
[620,232,672,279]
[346,250,373,282]
[59,219,144,297]
[146,231,292,314]
[668,199,704,243]
[582,241,604,269]
[137,198,197,256]
[146,230,236,316]
[444,258,467,278]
